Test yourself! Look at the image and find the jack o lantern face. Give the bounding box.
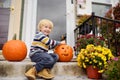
[60,46,71,56]
[54,44,73,62]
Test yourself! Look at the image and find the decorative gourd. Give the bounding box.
[2,40,27,61]
[54,44,73,62]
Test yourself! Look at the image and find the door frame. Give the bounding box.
[22,0,76,57]
[8,0,22,40]
[0,0,22,54]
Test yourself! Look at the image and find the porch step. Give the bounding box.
[0,76,93,80]
[0,57,104,80]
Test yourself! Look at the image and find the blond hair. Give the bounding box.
[37,19,54,31]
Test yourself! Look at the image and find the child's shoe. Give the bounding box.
[25,67,36,80]
[37,68,54,79]
[46,69,54,76]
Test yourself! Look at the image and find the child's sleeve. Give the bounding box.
[43,37,60,49]
[36,32,60,49]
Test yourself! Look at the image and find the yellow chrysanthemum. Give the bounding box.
[98,70,104,73]
[77,44,114,73]
[99,62,102,66]
[83,63,86,68]
[89,61,92,64]
[93,59,97,63]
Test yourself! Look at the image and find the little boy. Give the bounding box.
[25,19,65,80]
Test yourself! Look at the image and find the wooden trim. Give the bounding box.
[8,0,22,40]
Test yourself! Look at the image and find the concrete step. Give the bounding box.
[0,56,105,80]
[0,76,94,80]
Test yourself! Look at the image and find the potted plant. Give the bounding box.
[113,3,120,55]
[104,57,120,80]
[74,34,105,55]
[77,44,114,79]
[100,2,120,55]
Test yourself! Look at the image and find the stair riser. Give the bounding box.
[51,63,85,76]
[0,60,85,77]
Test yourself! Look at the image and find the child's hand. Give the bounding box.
[60,40,66,44]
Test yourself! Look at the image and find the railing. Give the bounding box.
[74,12,120,56]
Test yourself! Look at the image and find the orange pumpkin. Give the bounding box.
[54,44,73,62]
[2,40,27,61]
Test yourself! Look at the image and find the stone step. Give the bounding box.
[0,56,105,80]
[0,76,94,80]
[0,58,90,80]
[0,59,84,76]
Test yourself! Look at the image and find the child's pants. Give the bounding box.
[30,50,59,73]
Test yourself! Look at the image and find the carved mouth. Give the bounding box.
[62,54,68,56]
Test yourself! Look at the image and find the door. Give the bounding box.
[36,0,66,41]
[0,8,10,50]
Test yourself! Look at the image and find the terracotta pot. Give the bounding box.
[86,65,102,79]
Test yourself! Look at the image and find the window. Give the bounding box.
[92,2,112,17]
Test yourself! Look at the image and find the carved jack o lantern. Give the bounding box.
[54,44,73,62]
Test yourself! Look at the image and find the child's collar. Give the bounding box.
[39,31,49,37]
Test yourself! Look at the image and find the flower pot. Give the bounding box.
[86,65,102,79]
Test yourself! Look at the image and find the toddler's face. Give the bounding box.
[40,24,52,36]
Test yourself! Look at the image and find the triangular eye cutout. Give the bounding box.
[61,47,64,49]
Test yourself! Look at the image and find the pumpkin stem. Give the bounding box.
[12,33,17,40]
